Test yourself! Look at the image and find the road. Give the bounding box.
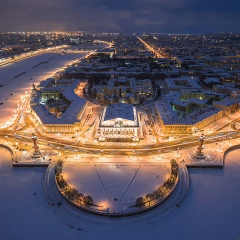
[1,128,238,158]
[138,37,166,58]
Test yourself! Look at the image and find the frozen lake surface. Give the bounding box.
[0,147,240,240]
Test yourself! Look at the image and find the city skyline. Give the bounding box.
[0,25,240,239]
[0,0,240,34]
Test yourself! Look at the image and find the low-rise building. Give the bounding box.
[30,79,88,134]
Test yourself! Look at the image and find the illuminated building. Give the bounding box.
[97,102,141,142]
[30,79,88,134]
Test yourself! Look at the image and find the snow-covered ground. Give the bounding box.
[62,161,169,213]
[1,147,240,240]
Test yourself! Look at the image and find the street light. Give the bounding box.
[5,136,8,145]
[56,147,60,155]
[177,147,180,157]
[228,109,231,122]
[170,130,174,139]
[219,143,223,152]
[157,149,162,161]
[132,149,135,160]
[228,137,232,146]
[152,133,156,143]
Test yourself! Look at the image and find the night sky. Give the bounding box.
[1,0,240,33]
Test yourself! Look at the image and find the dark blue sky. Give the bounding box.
[0,0,240,33]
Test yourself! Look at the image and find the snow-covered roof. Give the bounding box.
[155,91,221,125]
[213,97,240,107]
[172,99,189,108]
[38,78,55,88]
[203,78,220,84]
[103,102,134,122]
[31,80,87,125]
[188,98,208,106]
[166,76,201,90]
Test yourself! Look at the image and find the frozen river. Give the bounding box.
[0,50,87,124]
[0,148,239,240]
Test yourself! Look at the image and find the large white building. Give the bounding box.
[98,102,140,142]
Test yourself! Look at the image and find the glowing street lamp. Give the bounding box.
[152,133,156,143]
[5,136,8,145]
[177,147,180,157]
[219,143,223,152]
[157,149,162,161]
[132,149,135,160]
[171,130,174,139]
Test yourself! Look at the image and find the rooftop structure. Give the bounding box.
[30,79,88,133]
[155,90,223,134]
[165,76,201,91]
[92,77,154,104]
[102,102,135,123]
[98,102,140,141]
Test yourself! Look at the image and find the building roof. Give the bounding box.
[31,79,87,125]
[155,91,221,125]
[166,76,201,90]
[103,102,135,122]
[213,96,240,107]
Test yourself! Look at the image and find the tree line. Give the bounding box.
[135,159,179,207]
[55,160,94,206]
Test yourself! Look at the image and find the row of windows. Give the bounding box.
[47,128,74,132]
[165,126,187,129]
[47,125,74,128]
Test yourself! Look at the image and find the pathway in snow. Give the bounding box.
[62,160,169,213]
[119,163,144,200]
[91,162,145,213]
[91,163,112,203]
